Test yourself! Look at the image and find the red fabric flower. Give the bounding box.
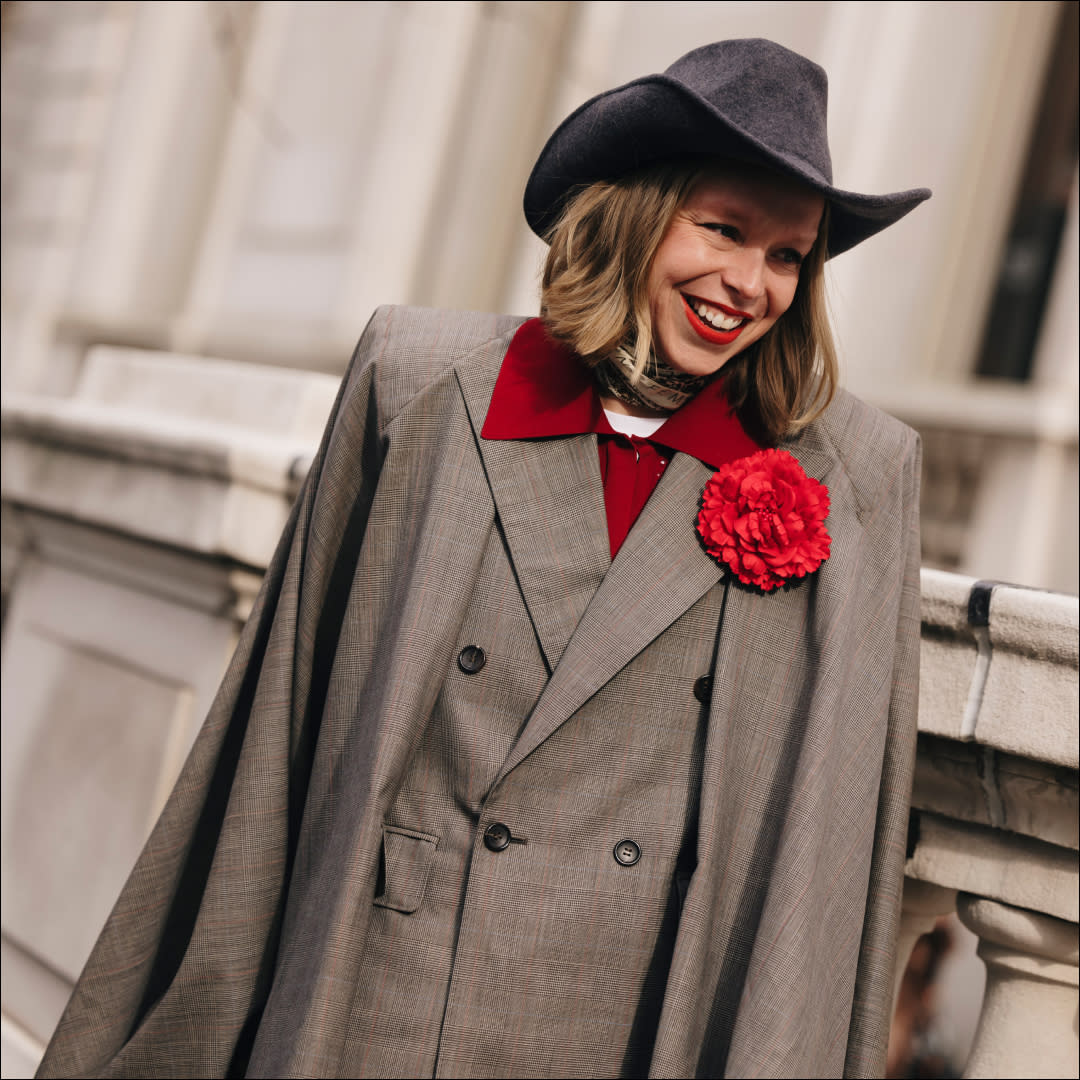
[697,449,831,592]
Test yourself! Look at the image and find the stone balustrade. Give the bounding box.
[903,569,1078,1078]
[1,350,1078,1078]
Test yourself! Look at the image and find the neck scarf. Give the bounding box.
[593,346,713,414]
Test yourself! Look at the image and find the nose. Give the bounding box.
[721,248,766,303]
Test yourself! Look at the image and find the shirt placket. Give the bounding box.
[598,434,671,557]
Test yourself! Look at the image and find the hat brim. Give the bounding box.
[523,76,930,257]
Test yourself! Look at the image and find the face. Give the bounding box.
[646,165,825,377]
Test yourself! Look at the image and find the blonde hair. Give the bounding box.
[540,161,837,443]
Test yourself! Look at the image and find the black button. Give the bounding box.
[693,675,712,703]
[458,646,486,674]
[484,823,511,852]
[613,839,641,866]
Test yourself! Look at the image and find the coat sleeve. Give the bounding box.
[843,430,923,1078]
[35,308,395,1080]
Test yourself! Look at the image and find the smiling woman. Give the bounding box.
[38,38,932,1080]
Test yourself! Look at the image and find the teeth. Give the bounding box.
[694,300,743,331]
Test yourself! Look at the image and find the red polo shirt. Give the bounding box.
[482,318,762,557]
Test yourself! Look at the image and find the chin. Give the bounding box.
[664,350,732,378]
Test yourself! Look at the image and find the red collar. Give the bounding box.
[481,318,762,467]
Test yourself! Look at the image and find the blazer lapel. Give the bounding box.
[455,355,612,672]
[495,422,848,782]
[496,451,724,780]
[457,327,847,779]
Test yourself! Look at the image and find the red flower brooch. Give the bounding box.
[697,449,831,592]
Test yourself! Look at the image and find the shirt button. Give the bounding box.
[613,839,641,866]
[693,675,712,703]
[484,823,512,852]
[458,645,487,674]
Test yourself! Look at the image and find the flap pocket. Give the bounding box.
[373,826,439,914]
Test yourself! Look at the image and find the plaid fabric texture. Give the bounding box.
[36,305,921,1079]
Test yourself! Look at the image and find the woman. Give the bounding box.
[38,39,929,1080]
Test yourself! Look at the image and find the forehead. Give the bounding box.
[684,162,825,232]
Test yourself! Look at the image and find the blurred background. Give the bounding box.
[1,2,1077,1076]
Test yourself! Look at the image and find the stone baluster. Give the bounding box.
[957,895,1079,1080]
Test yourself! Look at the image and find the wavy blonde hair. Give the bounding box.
[539,160,837,443]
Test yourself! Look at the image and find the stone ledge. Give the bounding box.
[1,430,301,569]
[0,347,340,568]
[1,396,316,495]
[856,379,1080,444]
[74,345,340,438]
[906,812,1078,923]
[913,734,1078,849]
[919,568,1079,768]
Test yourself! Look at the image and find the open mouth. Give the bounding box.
[681,294,750,345]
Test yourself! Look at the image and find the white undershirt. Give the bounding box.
[603,408,667,439]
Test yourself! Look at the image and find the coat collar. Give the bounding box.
[480,317,761,468]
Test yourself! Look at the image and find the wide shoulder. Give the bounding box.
[783,387,919,517]
[353,305,527,421]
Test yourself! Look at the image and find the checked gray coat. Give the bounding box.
[37,305,922,1079]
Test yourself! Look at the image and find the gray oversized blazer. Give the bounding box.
[37,305,922,1079]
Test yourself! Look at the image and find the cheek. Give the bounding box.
[769,278,801,321]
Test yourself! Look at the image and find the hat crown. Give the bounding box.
[665,39,832,183]
[523,37,930,255]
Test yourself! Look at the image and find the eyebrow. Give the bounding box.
[687,185,824,238]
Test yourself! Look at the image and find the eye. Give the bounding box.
[774,248,806,268]
[702,222,739,241]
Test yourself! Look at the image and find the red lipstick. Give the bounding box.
[681,294,748,345]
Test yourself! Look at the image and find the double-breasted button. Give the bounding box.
[458,645,486,674]
[483,822,512,852]
[613,839,641,866]
[693,675,712,704]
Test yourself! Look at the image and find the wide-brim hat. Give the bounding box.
[524,39,931,257]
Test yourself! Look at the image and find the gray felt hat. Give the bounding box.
[523,38,931,257]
